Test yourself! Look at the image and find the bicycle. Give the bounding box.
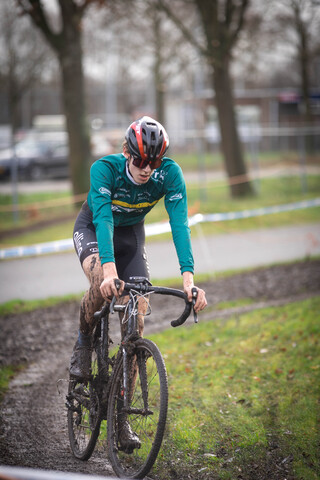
[66,276,198,479]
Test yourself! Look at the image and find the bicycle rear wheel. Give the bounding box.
[107,338,168,479]
[67,343,101,460]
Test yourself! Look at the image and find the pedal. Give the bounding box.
[65,397,80,413]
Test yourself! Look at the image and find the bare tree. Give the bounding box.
[92,0,198,126]
[276,0,320,124]
[17,0,106,196]
[0,2,51,137]
[152,7,168,124]
[157,0,254,197]
[146,2,198,125]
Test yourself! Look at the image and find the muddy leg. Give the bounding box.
[79,253,105,336]
[69,254,104,379]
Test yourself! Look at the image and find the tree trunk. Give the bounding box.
[59,43,91,197]
[298,20,314,153]
[213,60,253,197]
[153,12,165,125]
[17,0,93,196]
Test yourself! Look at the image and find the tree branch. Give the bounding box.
[77,0,109,16]
[228,0,249,49]
[17,0,60,50]
[156,0,209,58]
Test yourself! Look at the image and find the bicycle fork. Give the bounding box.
[121,342,153,416]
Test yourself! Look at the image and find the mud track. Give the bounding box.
[0,260,319,478]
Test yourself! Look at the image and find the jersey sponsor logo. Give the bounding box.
[73,231,84,255]
[168,193,183,201]
[99,186,111,196]
[111,204,144,214]
[152,169,167,183]
[143,247,150,275]
[137,191,152,199]
[111,205,124,213]
[112,199,159,210]
[114,191,131,199]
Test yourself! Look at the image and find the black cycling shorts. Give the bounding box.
[73,201,149,282]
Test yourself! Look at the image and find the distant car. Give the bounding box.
[0,139,69,181]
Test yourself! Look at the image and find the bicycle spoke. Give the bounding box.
[67,346,101,460]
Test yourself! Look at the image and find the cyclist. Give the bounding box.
[70,115,207,448]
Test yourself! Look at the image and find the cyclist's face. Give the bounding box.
[127,155,154,184]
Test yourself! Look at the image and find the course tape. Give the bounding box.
[1,197,319,260]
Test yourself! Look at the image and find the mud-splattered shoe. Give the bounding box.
[118,420,141,454]
[69,341,92,381]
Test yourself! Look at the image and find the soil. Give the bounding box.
[0,259,319,479]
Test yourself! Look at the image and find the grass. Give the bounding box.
[0,365,22,402]
[0,293,83,316]
[0,219,75,247]
[149,296,320,480]
[1,174,319,248]
[172,150,319,172]
[0,190,76,231]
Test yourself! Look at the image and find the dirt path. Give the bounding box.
[0,260,319,477]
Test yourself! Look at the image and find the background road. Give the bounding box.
[0,222,319,303]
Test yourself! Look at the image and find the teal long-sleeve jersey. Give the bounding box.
[87,153,194,275]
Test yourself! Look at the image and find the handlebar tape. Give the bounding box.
[121,282,197,328]
[94,282,198,328]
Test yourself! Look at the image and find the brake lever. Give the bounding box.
[110,278,122,314]
[110,296,116,314]
[192,287,198,323]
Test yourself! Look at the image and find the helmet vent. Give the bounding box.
[125,116,169,161]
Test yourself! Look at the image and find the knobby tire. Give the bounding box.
[107,338,168,479]
[67,339,102,460]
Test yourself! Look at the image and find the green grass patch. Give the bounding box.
[0,219,75,247]
[0,365,22,401]
[214,297,256,310]
[151,174,320,221]
[0,293,83,316]
[0,190,72,207]
[172,150,319,172]
[0,190,75,231]
[173,151,224,171]
[149,296,320,480]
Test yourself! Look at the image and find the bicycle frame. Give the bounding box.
[67,276,199,477]
[93,290,140,411]
[94,277,198,402]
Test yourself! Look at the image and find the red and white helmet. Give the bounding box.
[125,116,169,164]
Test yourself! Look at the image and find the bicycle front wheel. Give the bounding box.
[107,338,168,479]
[67,344,101,460]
